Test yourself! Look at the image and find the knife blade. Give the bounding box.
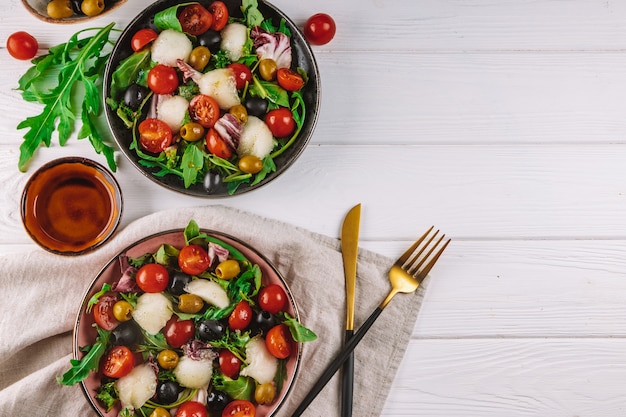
[340,203,361,417]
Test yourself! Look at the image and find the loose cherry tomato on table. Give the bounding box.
[93,292,120,331]
[176,400,208,417]
[206,128,233,159]
[228,63,253,90]
[265,323,294,359]
[164,316,195,348]
[135,263,170,293]
[304,13,336,45]
[138,118,173,153]
[147,64,179,94]
[228,300,252,330]
[179,4,213,36]
[258,284,287,314]
[222,400,256,417]
[102,345,134,378]
[178,244,211,275]
[7,31,38,60]
[265,108,296,138]
[131,28,158,52]
[219,349,242,379]
[276,68,304,91]
[208,1,229,31]
[189,94,220,128]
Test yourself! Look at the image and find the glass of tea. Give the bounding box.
[21,157,123,255]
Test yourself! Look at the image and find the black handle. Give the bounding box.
[292,307,384,416]
[341,329,355,417]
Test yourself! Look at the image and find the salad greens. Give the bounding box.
[106,0,309,194]
[16,23,119,173]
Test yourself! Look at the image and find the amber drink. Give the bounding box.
[21,157,122,255]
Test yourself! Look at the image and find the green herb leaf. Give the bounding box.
[86,283,112,313]
[184,219,201,244]
[109,49,151,100]
[95,381,118,412]
[280,312,318,342]
[181,143,205,188]
[241,0,264,27]
[16,23,118,172]
[154,2,197,31]
[213,374,255,401]
[250,77,290,108]
[57,326,110,386]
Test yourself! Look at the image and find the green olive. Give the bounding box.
[47,0,74,19]
[238,155,263,174]
[215,259,241,280]
[255,381,277,405]
[112,300,133,322]
[149,407,171,417]
[157,349,179,370]
[258,59,278,81]
[178,293,204,313]
[180,122,205,142]
[229,104,248,124]
[189,46,211,71]
[81,0,105,16]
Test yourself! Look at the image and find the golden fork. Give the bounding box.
[292,227,450,416]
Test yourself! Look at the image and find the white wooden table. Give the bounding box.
[3,0,626,415]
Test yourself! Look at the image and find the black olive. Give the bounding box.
[155,380,181,404]
[110,320,142,346]
[70,0,84,14]
[197,30,222,53]
[244,97,268,117]
[252,310,277,334]
[198,319,225,341]
[169,271,192,296]
[207,390,230,411]
[203,171,222,194]
[123,84,149,110]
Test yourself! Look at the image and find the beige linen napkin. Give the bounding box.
[0,205,427,417]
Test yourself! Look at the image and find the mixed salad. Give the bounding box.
[106,0,310,195]
[59,220,316,417]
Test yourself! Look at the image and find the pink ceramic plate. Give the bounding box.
[73,229,301,416]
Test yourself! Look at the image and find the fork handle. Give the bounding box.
[292,307,383,417]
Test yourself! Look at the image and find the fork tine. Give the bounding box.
[395,225,435,266]
[414,236,451,280]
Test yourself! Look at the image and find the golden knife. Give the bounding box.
[340,203,361,417]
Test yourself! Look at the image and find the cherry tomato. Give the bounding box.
[265,323,293,359]
[102,345,134,378]
[138,118,173,153]
[303,13,336,45]
[6,31,38,60]
[93,292,120,331]
[147,64,179,95]
[135,263,170,293]
[208,1,229,31]
[176,400,208,417]
[179,4,213,36]
[265,108,295,138]
[219,349,242,379]
[222,400,256,417]
[189,94,220,128]
[164,317,195,349]
[131,28,158,52]
[228,300,252,330]
[258,284,287,314]
[178,244,211,275]
[206,128,233,159]
[227,63,253,90]
[276,68,305,91]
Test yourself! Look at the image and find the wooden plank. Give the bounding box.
[382,338,626,416]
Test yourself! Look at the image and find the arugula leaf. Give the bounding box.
[95,381,118,412]
[280,312,318,342]
[250,76,290,108]
[154,2,197,32]
[109,49,151,100]
[86,283,112,313]
[181,143,205,188]
[213,374,255,400]
[16,23,118,173]
[57,326,110,386]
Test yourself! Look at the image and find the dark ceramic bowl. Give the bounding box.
[75,228,302,416]
[22,0,127,24]
[103,0,320,197]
